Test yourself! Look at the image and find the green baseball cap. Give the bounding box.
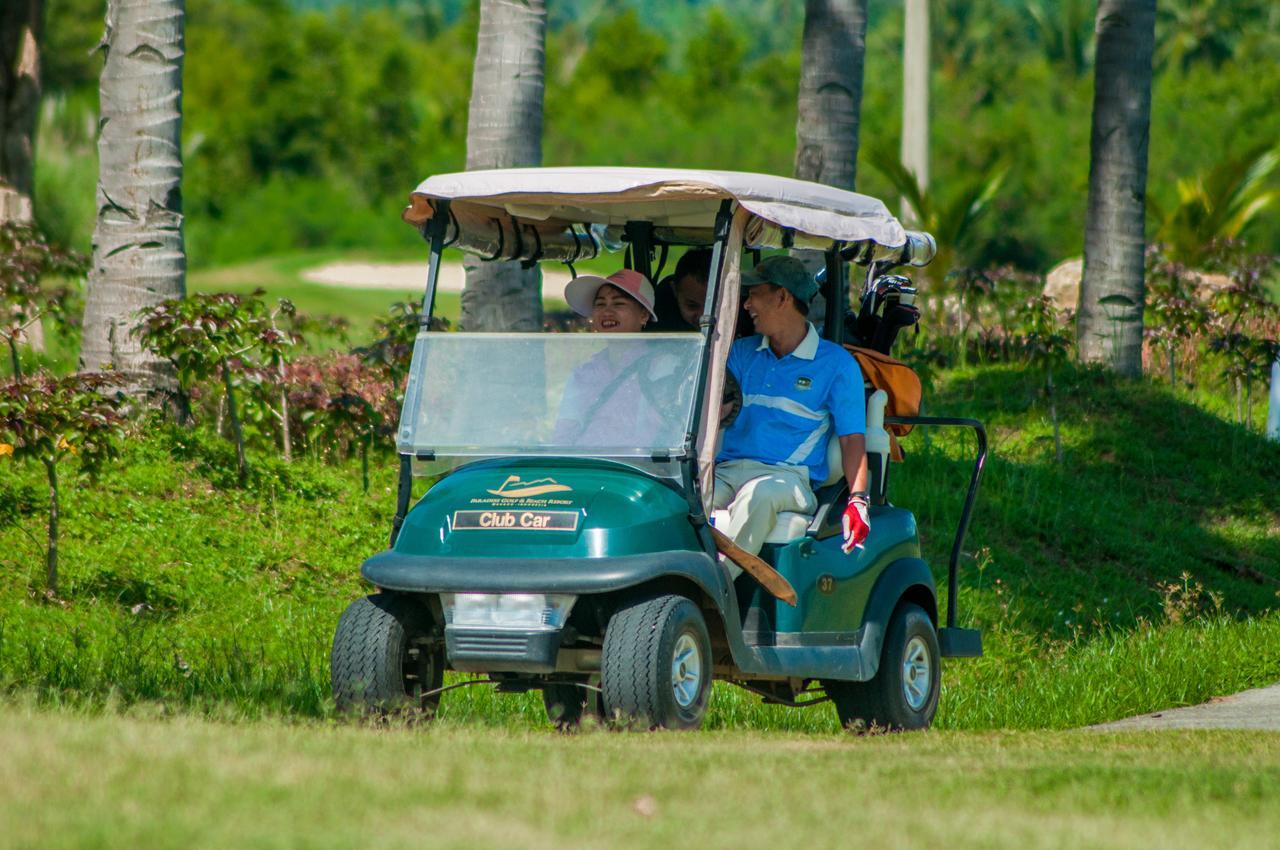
[740,255,819,304]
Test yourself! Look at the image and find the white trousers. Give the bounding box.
[712,459,817,562]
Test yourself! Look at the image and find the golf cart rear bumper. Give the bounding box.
[445,626,562,674]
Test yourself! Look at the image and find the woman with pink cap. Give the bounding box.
[562,268,658,333]
[553,269,670,446]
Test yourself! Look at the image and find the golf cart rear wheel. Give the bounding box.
[601,594,712,730]
[330,593,443,717]
[542,677,604,729]
[826,602,940,732]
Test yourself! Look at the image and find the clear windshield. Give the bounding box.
[397,332,705,460]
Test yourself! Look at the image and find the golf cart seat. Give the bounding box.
[711,390,890,544]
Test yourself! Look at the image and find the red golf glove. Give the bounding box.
[842,495,870,554]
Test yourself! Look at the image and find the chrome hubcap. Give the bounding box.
[671,633,702,708]
[901,636,932,711]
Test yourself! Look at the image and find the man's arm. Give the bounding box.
[839,433,869,496]
[838,433,870,553]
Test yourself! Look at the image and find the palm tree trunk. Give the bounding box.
[1077,0,1155,378]
[900,0,929,223]
[459,0,545,333]
[794,0,867,191]
[0,0,41,225]
[80,0,186,394]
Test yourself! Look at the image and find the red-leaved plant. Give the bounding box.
[283,354,396,491]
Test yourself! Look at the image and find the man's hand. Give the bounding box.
[841,495,870,554]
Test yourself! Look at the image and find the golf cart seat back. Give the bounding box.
[712,391,890,545]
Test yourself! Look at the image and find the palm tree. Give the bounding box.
[868,149,1007,286]
[1155,0,1273,72]
[459,0,546,333]
[0,0,42,225]
[1077,0,1156,377]
[80,0,186,393]
[794,0,867,191]
[1025,0,1094,77]
[1148,144,1279,265]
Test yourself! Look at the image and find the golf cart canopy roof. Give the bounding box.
[404,167,916,261]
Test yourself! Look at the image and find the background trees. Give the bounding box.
[23,0,1280,278]
[0,0,42,225]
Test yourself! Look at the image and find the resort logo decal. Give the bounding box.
[485,475,572,498]
[469,474,576,509]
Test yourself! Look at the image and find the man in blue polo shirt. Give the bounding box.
[714,255,870,558]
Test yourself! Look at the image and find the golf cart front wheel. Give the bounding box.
[330,593,444,717]
[601,594,712,730]
[826,602,940,732]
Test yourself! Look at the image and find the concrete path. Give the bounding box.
[301,260,575,301]
[1089,683,1280,731]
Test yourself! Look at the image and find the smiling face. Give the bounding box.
[590,284,650,333]
[674,274,708,329]
[742,283,791,338]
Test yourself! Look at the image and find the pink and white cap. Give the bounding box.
[564,269,658,320]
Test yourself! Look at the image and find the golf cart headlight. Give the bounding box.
[441,593,576,630]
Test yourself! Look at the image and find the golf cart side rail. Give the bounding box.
[884,415,987,657]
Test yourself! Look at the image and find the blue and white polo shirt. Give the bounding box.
[716,323,865,483]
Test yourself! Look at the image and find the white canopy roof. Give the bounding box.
[407,167,908,248]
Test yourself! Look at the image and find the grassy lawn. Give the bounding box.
[188,250,455,339]
[3,705,1277,850]
[187,249,585,341]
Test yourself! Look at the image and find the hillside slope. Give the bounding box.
[1,364,1277,728]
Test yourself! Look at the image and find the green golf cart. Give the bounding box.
[330,167,986,730]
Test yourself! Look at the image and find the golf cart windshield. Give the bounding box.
[397,332,704,461]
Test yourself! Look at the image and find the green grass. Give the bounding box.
[187,249,587,342]
[0,361,1277,730]
[898,363,1280,634]
[188,250,454,342]
[2,705,1278,850]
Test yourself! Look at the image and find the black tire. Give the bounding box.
[542,677,604,729]
[601,594,712,730]
[330,593,444,717]
[826,602,940,732]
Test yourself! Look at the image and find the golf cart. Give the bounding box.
[330,167,987,730]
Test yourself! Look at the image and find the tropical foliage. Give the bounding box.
[29,0,1280,276]
[0,223,84,378]
[0,370,124,594]
[135,292,298,481]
